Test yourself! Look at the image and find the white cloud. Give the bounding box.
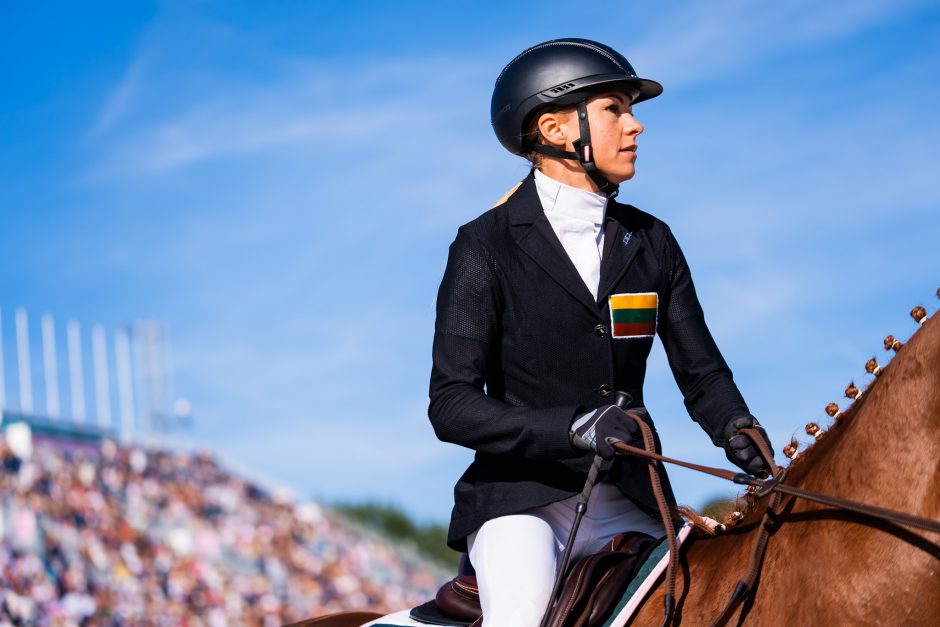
[83,55,495,180]
[92,53,151,134]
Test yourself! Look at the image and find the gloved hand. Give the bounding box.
[722,416,773,477]
[570,405,645,459]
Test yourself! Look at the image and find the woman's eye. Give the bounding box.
[606,105,619,114]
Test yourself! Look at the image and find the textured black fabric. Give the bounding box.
[429,172,754,551]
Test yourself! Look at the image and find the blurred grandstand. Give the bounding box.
[0,436,446,624]
[0,308,448,624]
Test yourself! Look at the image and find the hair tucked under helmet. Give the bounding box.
[491,38,662,198]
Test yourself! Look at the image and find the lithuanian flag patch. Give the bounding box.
[609,292,658,339]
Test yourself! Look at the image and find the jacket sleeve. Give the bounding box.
[428,227,582,460]
[656,227,756,446]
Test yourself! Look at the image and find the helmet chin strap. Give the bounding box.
[529,100,620,199]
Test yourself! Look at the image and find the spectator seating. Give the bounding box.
[0,439,446,625]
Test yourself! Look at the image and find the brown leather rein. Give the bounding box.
[611,436,940,535]
[611,426,940,626]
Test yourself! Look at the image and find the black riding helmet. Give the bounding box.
[491,38,662,198]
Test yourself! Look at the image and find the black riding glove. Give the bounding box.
[722,416,773,478]
[570,405,645,459]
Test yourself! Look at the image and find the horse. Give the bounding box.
[300,301,940,626]
[628,307,940,626]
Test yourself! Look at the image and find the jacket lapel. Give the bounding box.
[597,202,644,303]
[506,173,601,316]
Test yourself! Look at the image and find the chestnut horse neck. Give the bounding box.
[781,314,940,518]
[632,314,940,626]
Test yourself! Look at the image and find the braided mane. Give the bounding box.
[704,294,938,529]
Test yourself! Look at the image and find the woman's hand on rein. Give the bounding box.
[722,416,773,477]
[570,405,646,459]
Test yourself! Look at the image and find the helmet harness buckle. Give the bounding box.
[528,100,620,199]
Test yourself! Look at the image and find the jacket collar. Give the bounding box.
[503,172,645,314]
[597,202,644,303]
[506,172,598,314]
[506,171,545,227]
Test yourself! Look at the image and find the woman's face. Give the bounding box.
[577,91,644,184]
[541,91,644,186]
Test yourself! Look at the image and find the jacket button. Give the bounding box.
[598,384,612,397]
[593,324,608,337]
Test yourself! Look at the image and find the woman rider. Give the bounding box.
[428,38,772,627]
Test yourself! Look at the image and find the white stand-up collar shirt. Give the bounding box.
[534,169,608,299]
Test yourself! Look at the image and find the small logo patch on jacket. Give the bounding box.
[609,292,658,339]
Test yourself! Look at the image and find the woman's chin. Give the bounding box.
[604,169,636,185]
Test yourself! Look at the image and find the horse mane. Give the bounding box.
[699,296,938,532]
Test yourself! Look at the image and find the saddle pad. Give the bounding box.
[363,609,462,627]
[365,522,695,627]
[601,521,693,627]
[409,600,475,626]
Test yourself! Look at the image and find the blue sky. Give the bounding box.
[2,1,939,523]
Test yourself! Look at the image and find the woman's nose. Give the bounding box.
[625,115,644,136]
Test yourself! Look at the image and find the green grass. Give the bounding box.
[333,501,458,570]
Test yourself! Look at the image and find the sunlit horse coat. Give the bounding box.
[429,172,754,551]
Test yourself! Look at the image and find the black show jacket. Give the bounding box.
[429,172,753,551]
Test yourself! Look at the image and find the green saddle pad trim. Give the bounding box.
[599,536,669,627]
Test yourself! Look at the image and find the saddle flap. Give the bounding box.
[548,531,657,627]
[416,531,656,627]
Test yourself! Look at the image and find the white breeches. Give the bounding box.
[467,480,663,627]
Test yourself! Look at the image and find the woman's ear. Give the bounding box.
[537,110,571,148]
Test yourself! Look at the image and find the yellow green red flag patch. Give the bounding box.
[609,292,658,339]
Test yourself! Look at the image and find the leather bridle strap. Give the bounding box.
[709,488,784,627]
[739,427,780,476]
[612,443,747,483]
[610,442,940,534]
[763,482,940,534]
[624,414,680,627]
[710,428,784,627]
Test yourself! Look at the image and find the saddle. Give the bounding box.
[410,531,657,627]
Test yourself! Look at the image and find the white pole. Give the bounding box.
[115,328,135,440]
[0,306,6,413]
[41,314,61,418]
[131,323,150,430]
[92,325,111,428]
[15,308,33,414]
[67,320,86,423]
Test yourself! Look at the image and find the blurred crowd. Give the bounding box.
[0,437,446,626]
